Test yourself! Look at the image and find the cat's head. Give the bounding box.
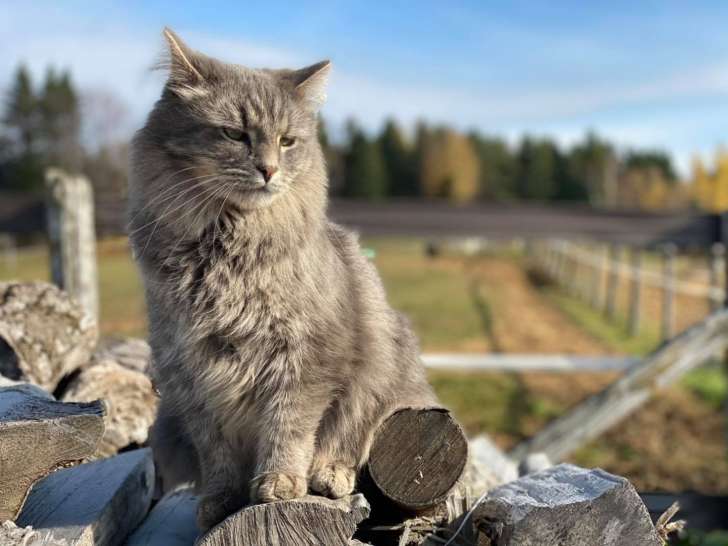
[141,28,330,212]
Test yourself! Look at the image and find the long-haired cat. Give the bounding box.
[129,28,437,530]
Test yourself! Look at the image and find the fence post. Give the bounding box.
[45,168,99,320]
[628,247,642,337]
[0,234,18,271]
[591,245,607,310]
[661,243,676,341]
[605,244,621,321]
[710,243,725,313]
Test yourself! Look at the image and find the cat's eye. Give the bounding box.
[280,136,296,148]
[221,127,249,143]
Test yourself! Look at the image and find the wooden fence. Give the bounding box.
[530,239,725,341]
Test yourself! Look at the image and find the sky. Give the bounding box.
[3,1,728,176]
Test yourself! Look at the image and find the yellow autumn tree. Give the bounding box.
[689,147,728,212]
[420,129,479,203]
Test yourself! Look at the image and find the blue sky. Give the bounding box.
[3,1,728,175]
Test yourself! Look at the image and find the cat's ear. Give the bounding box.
[161,27,209,96]
[289,60,331,111]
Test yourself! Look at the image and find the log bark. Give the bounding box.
[196,494,370,546]
[0,282,97,391]
[510,308,728,462]
[0,384,105,521]
[62,358,157,457]
[127,486,199,546]
[366,408,468,513]
[0,521,68,546]
[16,448,155,546]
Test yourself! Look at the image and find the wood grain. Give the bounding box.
[0,384,104,521]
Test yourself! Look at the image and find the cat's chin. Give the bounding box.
[232,186,282,210]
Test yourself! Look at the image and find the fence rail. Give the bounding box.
[531,239,724,340]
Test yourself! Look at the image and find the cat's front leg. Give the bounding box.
[250,389,325,504]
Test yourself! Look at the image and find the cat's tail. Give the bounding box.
[149,401,201,497]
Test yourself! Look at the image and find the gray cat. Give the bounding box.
[129,28,437,530]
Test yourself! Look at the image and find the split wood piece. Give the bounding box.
[510,308,728,461]
[432,464,662,546]
[367,408,468,513]
[94,337,151,373]
[0,385,104,521]
[197,494,370,546]
[0,282,97,391]
[16,448,155,546]
[127,486,199,546]
[62,359,158,457]
[459,434,518,494]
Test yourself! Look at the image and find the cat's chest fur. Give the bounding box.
[170,225,320,347]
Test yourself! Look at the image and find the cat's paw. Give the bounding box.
[251,471,307,503]
[310,462,356,499]
[196,494,238,531]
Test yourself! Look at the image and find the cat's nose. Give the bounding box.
[256,165,278,183]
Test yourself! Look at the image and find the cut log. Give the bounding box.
[16,448,155,546]
[0,282,97,391]
[62,358,157,457]
[127,486,199,546]
[95,337,151,373]
[197,494,370,546]
[366,408,468,512]
[511,308,728,461]
[435,464,662,546]
[0,385,104,521]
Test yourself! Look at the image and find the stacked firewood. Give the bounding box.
[0,281,672,546]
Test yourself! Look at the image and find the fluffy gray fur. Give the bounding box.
[128,28,437,530]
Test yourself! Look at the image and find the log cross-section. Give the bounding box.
[367,407,468,512]
[0,384,105,521]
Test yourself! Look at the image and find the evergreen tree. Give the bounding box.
[343,121,388,200]
[40,68,82,171]
[2,64,44,191]
[469,133,517,200]
[567,133,616,205]
[516,137,558,200]
[378,119,417,197]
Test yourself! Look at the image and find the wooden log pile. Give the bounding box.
[0,281,683,545]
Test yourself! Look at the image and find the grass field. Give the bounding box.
[2,237,728,500]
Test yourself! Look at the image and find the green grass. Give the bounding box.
[682,364,728,410]
[543,288,661,356]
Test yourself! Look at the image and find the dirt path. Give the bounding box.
[466,257,614,355]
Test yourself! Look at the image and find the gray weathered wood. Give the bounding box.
[367,408,468,513]
[460,435,518,494]
[604,244,621,320]
[61,358,157,457]
[95,337,151,373]
[0,521,68,546]
[0,385,105,521]
[17,448,154,546]
[127,487,199,546]
[196,494,370,546]
[0,282,97,391]
[442,464,661,546]
[45,168,98,320]
[661,243,676,341]
[510,308,728,461]
[628,247,642,336]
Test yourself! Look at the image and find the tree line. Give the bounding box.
[0,63,716,212]
[324,119,684,209]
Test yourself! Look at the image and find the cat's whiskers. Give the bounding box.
[129,174,220,238]
[127,166,201,223]
[156,182,233,276]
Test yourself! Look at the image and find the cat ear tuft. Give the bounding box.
[291,60,331,111]
[161,27,206,91]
